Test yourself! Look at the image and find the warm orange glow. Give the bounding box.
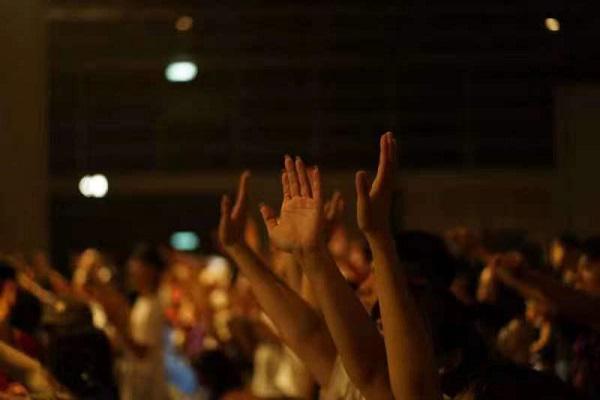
[545,17,560,32]
[175,15,194,32]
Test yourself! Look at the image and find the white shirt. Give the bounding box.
[119,295,169,400]
[320,357,365,400]
[251,344,313,398]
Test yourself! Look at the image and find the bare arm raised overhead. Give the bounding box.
[219,171,337,387]
[260,157,394,400]
[356,132,440,400]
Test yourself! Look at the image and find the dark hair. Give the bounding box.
[11,290,42,335]
[556,233,580,249]
[582,235,600,262]
[461,362,581,400]
[129,243,167,274]
[0,259,16,287]
[192,350,243,400]
[43,300,118,399]
[394,231,456,289]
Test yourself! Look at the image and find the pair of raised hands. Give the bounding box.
[219,132,398,254]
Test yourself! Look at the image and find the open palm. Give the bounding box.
[261,156,324,253]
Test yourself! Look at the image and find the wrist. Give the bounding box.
[223,241,249,255]
[364,229,394,244]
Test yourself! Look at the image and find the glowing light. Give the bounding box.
[170,231,200,251]
[165,61,198,82]
[55,301,67,313]
[79,174,109,198]
[545,18,560,32]
[175,16,194,32]
[200,256,231,286]
[97,266,112,283]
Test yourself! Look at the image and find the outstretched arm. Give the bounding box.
[0,340,73,398]
[260,158,393,400]
[357,132,440,400]
[219,172,336,387]
[495,258,600,332]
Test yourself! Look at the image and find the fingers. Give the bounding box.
[372,131,395,191]
[282,171,291,200]
[285,155,300,197]
[259,203,278,232]
[308,166,321,201]
[284,155,319,200]
[325,191,342,220]
[295,157,312,197]
[232,170,251,219]
[331,191,343,214]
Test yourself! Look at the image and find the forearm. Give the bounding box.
[366,232,439,400]
[226,243,336,386]
[88,285,147,357]
[299,246,392,400]
[0,340,56,393]
[501,270,600,331]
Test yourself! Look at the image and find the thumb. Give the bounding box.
[259,203,278,233]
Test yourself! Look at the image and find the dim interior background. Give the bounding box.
[1,0,600,266]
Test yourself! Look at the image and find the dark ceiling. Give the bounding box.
[48,0,600,174]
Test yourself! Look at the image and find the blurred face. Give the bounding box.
[576,257,600,295]
[127,258,157,292]
[549,241,565,270]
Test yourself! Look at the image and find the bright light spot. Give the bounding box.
[165,61,198,82]
[200,256,231,287]
[55,301,67,313]
[203,336,219,350]
[79,174,109,198]
[210,289,229,309]
[175,15,194,32]
[97,267,112,283]
[170,231,200,251]
[545,18,560,32]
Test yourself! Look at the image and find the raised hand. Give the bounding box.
[219,171,251,248]
[260,156,324,253]
[323,191,344,240]
[355,132,397,235]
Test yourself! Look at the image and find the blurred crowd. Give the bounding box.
[0,133,599,400]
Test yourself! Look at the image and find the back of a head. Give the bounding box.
[557,232,580,250]
[582,235,600,262]
[43,300,117,398]
[130,243,167,274]
[192,350,243,400]
[0,259,16,287]
[394,231,457,289]
[458,362,581,400]
[11,290,42,334]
